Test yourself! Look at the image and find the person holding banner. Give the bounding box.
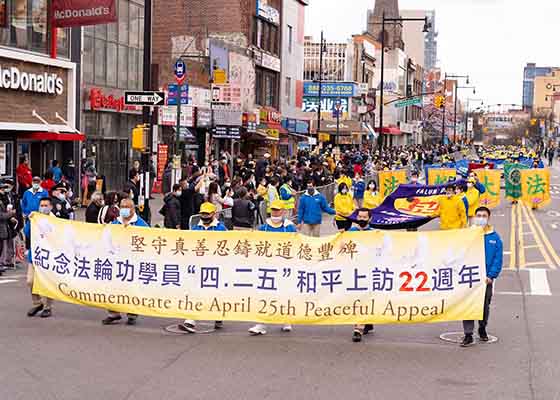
[437,184,467,230]
[180,202,226,333]
[465,177,486,221]
[334,183,355,232]
[363,181,382,210]
[461,206,503,347]
[102,199,149,326]
[297,180,335,237]
[349,208,375,342]
[249,200,296,336]
[24,197,55,318]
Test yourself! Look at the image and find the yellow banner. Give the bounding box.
[428,168,456,185]
[520,168,551,209]
[379,170,407,198]
[474,169,501,209]
[30,215,486,325]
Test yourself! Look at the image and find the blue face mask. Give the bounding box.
[119,208,131,219]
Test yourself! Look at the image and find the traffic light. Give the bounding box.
[434,95,445,109]
[132,124,148,151]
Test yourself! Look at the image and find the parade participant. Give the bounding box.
[349,208,374,342]
[336,171,352,193]
[334,183,355,232]
[180,202,226,333]
[352,172,366,207]
[437,184,467,230]
[455,183,469,217]
[85,192,104,223]
[363,180,382,210]
[409,171,420,185]
[24,197,55,318]
[21,176,48,218]
[465,177,486,220]
[249,200,296,336]
[297,180,335,237]
[102,199,149,326]
[162,184,182,229]
[51,182,73,220]
[279,177,296,218]
[461,206,503,347]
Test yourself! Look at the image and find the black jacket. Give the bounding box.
[163,193,182,229]
[232,198,256,228]
[85,203,102,223]
[179,184,195,229]
[123,180,140,205]
[52,197,72,220]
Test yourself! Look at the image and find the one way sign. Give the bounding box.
[124,91,165,106]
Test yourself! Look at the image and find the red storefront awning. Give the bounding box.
[374,126,402,135]
[19,131,86,142]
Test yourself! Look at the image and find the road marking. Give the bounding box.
[0,279,17,284]
[520,202,554,269]
[524,261,549,267]
[523,245,540,249]
[523,202,560,269]
[509,204,517,269]
[518,204,526,269]
[529,269,552,296]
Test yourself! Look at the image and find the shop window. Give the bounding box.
[118,44,128,88]
[253,17,279,56]
[94,38,107,85]
[129,3,139,48]
[83,36,94,84]
[285,76,291,106]
[0,142,14,178]
[106,42,117,87]
[129,47,138,89]
[118,0,129,45]
[255,67,278,109]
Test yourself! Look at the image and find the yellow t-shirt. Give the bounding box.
[334,193,355,221]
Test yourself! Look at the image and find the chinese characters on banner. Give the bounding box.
[427,168,457,185]
[504,162,529,201]
[474,169,501,209]
[520,168,551,209]
[30,214,486,325]
[378,170,407,198]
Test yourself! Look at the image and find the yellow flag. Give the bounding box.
[474,169,501,209]
[379,170,407,198]
[428,168,456,185]
[520,168,551,209]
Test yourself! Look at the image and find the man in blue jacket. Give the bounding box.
[297,180,335,237]
[21,176,48,217]
[461,206,503,347]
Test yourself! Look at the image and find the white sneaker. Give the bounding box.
[248,324,267,335]
[178,320,196,333]
[281,324,292,332]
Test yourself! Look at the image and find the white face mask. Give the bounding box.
[341,189,348,194]
[175,191,182,196]
[270,215,283,223]
[472,217,488,227]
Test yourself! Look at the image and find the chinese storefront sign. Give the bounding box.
[31,214,486,325]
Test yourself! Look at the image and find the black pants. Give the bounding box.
[335,219,352,231]
[463,283,493,334]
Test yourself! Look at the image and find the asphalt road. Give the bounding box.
[1,166,560,400]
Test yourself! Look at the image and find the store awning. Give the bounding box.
[254,129,279,141]
[374,126,402,135]
[19,131,86,141]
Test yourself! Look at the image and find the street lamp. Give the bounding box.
[465,98,484,143]
[313,31,327,139]
[454,85,476,143]
[441,73,469,145]
[378,12,431,148]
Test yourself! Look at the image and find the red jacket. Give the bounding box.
[16,163,32,189]
[41,179,56,194]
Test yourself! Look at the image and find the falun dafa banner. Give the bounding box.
[427,168,457,185]
[378,170,407,198]
[30,214,487,325]
[474,169,501,209]
[520,168,551,209]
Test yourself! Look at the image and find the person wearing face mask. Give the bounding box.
[297,180,335,237]
[279,177,295,218]
[180,202,226,333]
[352,173,365,208]
[248,200,296,336]
[0,180,21,272]
[461,206,503,347]
[437,184,467,230]
[349,208,375,342]
[102,199,149,326]
[24,197,55,318]
[162,184,182,229]
[464,176,486,221]
[85,191,105,223]
[21,176,48,218]
[409,171,420,185]
[334,183,355,232]
[363,180,382,210]
[51,182,73,220]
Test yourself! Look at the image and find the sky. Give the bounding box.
[305,0,560,108]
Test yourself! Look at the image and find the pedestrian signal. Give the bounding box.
[434,95,445,108]
[132,124,147,151]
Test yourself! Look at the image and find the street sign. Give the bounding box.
[167,83,189,106]
[394,97,422,108]
[174,58,186,84]
[124,91,165,106]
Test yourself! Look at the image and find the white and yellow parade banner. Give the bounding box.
[379,170,407,198]
[30,214,487,325]
[520,168,551,209]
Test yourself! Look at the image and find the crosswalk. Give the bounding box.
[0,272,24,285]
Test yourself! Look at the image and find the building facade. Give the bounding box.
[366,0,403,50]
[423,10,437,71]
[0,0,80,186]
[523,63,554,112]
[532,69,560,115]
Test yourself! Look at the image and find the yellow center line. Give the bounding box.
[520,202,555,270]
[523,202,560,269]
[517,203,526,269]
[509,204,517,270]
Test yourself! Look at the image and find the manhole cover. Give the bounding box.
[439,331,498,344]
[163,323,216,335]
[547,210,560,218]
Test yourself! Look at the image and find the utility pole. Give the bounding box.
[316,31,325,141]
[378,12,386,149]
